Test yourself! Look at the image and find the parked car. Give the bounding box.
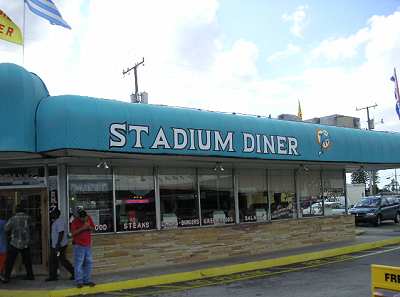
[302,202,322,216]
[302,201,346,216]
[349,196,400,226]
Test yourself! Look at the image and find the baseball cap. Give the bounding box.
[77,208,87,218]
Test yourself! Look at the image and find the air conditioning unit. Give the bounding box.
[140,92,148,104]
[130,93,140,103]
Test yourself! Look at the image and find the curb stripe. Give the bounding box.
[1,237,400,297]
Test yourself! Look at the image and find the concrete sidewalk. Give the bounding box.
[1,226,400,297]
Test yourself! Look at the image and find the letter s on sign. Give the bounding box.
[110,123,127,148]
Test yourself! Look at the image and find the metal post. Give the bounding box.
[112,168,116,233]
[295,169,301,219]
[154,166,161,230]
[233,169,239,224]
[342,169,348,214]
[196,168,202,226]
[22,0,26,65]
[134,67,139,101]
[356,103,378,195]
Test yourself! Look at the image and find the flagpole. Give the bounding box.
[22,0,25,65]
[395,68,400,101]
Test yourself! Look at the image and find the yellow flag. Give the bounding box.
[0,9,23,45]
[298,100,303,120]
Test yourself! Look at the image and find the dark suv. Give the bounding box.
[349,196,400,226]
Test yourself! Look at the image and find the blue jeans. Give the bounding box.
[73,245,93,284]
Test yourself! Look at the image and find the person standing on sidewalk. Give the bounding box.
[0,213,7,276]
[71,208,95,288]
[46,208,74,281]
[2,204,34,283]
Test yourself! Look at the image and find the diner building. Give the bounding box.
[1,63,400,274]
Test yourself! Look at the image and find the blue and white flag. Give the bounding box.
[24,0,71,29]
[391,68,400,120]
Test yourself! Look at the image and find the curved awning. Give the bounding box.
[36,94,400,165]
[1,63,400,166]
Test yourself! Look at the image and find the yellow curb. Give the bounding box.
[1,237,400,297]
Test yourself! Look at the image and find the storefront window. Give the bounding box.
[199,169,235,225]
[269,169,295,220]
[299,170,323,217]
[68,167,113,233]
[115,168,156,232]
[159,168,199,229]
[322,170,346,215]
[238,169,268,223]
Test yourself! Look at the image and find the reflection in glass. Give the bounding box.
[199,169,235,225]
[238,169,268,223]
[115,168,155,232]
[68,167,114,233]
[269,169,295,220]
[159,168,199,229]
[299,170,323,217]
[322,170,345,215]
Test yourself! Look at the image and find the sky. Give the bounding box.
[1,0,400,188]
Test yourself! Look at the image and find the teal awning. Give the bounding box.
[1,63,400,165]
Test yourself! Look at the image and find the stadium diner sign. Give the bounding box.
[109,123,300,156]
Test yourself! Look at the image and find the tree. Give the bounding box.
[372,171,380,194]
[351,170,380,195]
[351,170,369,184]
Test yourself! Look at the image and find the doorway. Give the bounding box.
[0,188,49,269]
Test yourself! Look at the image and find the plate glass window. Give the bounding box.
[199,169,235,225]
[269,169,295,220]
[159,168,199,229]
[238,169,268,223]
[115,168,156,232]
[299,170,323,217]
[68,167,113,233]
[322,170,345,215]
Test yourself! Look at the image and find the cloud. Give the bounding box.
[282,5,308,38]
[267,43,302,63]
[1,2,400,135]
[311,28,370,61]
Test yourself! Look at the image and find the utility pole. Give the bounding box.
[123,57,145,103]
[356,103,378,195]
[356,103,378,130]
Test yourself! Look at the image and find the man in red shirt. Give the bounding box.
[71,208,95,288]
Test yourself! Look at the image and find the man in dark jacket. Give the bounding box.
[3,204,34,283]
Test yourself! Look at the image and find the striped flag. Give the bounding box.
[390,68,400,119]
[24,0,71,29]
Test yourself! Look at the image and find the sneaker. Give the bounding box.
[1,278,9,284]
[84,282,96,287]
[76,283,83,288]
